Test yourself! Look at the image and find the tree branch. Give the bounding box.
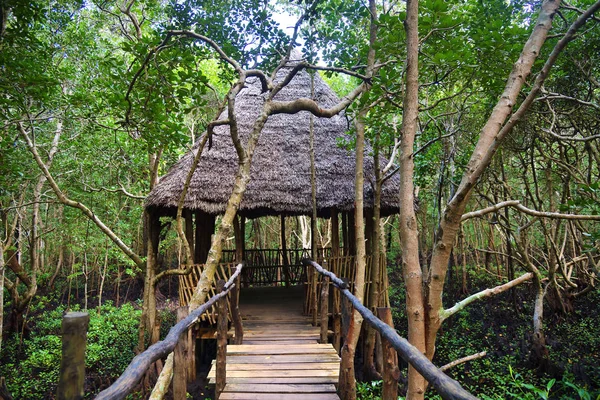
[440,273,534,322]
[439,352,487,372]
[17,123,145,267]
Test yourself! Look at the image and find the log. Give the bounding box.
[57,312,89,400]
[216,280,228,399]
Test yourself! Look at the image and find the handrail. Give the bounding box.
[95,264,243,400]
[302,259,478,400]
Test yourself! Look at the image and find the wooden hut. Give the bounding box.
[145,59,399,309]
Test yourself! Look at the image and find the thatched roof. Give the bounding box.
[146,59,400,218]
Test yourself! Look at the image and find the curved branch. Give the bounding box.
[18,123,144,267]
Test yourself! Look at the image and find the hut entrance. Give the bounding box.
[173,211,382,320]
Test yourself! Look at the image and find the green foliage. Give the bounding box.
[356,380,384,399]
[0,302,141,399]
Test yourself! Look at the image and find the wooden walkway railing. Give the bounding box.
[94,264,243,400]
[302,259,478,400]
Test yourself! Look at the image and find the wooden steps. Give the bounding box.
[207,285,341,399]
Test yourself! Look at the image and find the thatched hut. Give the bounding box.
[145,59,399,292]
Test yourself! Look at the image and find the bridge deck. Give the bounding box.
[208,286,341,399]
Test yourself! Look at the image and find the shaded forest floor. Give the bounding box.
[386,263,600,399]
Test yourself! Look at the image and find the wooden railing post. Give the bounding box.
[57,312,89,400]
[216,280,228,399]
[231,275,243,344]
[173,307,188,400]
[311,267,318,326]
[340,278,352,344]
[320,276,329,344]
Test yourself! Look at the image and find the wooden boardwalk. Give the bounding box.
[208,286,341,399]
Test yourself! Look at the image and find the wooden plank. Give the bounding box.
[224,354,341,364]
[209,370,339,379]
[243,340,317,345]
[219,393,340,400]
[227,348,338,355]
[210,377,338,385]
[223,383,336,393]
[210,361,340,371]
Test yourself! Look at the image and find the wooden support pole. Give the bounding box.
[347,212,356,256]
[216,280,228,399]
[173,307,188,400]
[340,278,352,343]
[184,210,194,263]
[311,268,318,326]
[195,211,215,264]
[377,307,400,400]
[281,215,291,286]
[331,208,340,257]
[320,276,329,344]
[187,327,196,383]
[57,312,89,400]
[231,275,243,344]
[341,212,349,256]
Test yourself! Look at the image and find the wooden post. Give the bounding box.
[341,212,349,256]
[377,307,400,400]
[231,275,243,344]
[280,215,292,286]
[57,312,89,400]
[311,267,318,326]
[184,210,194,263]
[320,276,329,344]
[330,209,341,352]
[216,280,228,399]
[331,208,340,257]
[173,307,188,400]
[340,278,352,343]
[187,327,196,383]
[195,211,215,264]
[347,212,356,256]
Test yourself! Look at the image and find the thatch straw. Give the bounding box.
[146,61,399,218]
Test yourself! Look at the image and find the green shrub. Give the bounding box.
[0,301,141,399]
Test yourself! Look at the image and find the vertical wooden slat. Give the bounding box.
[173,307,188,400]
[57,312,89,400]
[377,307,400,400]
[216,280,228,400]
